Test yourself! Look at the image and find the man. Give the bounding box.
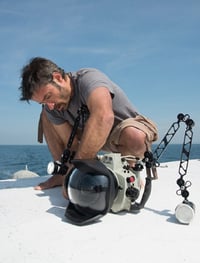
[19,57,158,193]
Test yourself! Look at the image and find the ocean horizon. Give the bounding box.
[0,144,199,180]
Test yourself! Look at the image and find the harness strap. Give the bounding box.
[37,105,44,143]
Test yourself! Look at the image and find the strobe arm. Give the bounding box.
[153,113,186,164]
[47,105,88,175]
[175,116,195,224]
[176,116,194,201]
[152,113,195,201]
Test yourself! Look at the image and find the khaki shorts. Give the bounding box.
[103,115,158,152]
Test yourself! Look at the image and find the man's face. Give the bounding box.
[32,73,72,111]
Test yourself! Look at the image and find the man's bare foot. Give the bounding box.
[34,174,64,190]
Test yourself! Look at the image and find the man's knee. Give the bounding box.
[117,126,148,159]
[119,126,146,146]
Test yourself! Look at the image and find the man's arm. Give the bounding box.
[75,86,114,159]
[51,121,80,157]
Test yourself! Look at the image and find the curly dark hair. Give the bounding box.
[19,57,65,102]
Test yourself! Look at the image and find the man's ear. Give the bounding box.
[52,72,63,84]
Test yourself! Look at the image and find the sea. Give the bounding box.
[0,144,199,180]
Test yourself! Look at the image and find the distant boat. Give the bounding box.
[12,165,39,179]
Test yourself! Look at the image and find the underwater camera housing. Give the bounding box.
[64,153,142,225]
[99,153,141,213]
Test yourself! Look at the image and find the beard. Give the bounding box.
[52,81,72,111]
[53,102,68,111]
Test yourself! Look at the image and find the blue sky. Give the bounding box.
[0,0,199,145]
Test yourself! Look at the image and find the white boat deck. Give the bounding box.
[0,160,199,263]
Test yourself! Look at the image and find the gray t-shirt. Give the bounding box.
[45,68,138,130]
